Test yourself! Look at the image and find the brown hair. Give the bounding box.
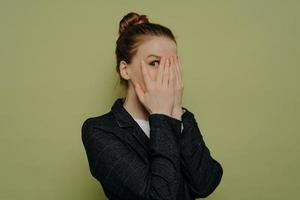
[115,12,177,89]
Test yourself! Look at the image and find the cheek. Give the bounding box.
[147,67,157,81]
[133,68,146,91]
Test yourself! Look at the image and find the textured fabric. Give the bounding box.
[133,118,184,138]
[81,97,223,200]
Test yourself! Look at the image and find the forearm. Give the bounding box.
[179,107,223,198]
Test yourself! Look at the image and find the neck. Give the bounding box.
[123,84,149,121]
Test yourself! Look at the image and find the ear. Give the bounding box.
[119,60,131,80]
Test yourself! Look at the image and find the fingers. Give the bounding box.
[133,80,145,103]
[169,57,175,88]
[170,56,180,87]
[154,55,181,89]
[157,57,166,84]
[141,59,152,91]
[177,55,183,80]
[162,58,170,87]
[174,55,182,85]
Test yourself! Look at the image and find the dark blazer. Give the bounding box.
[81,97,223,200]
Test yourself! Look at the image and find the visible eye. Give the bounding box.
[149,60,160,68]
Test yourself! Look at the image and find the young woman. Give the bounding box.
[81,12,223,200]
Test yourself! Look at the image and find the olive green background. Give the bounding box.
[1,0,299,199]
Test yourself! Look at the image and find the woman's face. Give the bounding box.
[121,36,178,92]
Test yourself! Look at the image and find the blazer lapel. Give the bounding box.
[99,97,150,164]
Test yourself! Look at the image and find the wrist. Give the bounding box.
[150,111,172,117]
[172,107,183,121]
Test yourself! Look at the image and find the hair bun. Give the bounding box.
[119,12,149,35]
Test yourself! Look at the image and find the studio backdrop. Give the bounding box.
[0,0,299,200]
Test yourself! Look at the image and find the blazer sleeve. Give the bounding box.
[180,107,223,198]
[81,113,182,200]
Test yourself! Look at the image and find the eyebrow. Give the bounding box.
[147,54,161,58]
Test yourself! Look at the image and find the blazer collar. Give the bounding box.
[110,97,150,163]
[111,97,136,128]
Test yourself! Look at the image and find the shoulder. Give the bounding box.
[81,111,115,144]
